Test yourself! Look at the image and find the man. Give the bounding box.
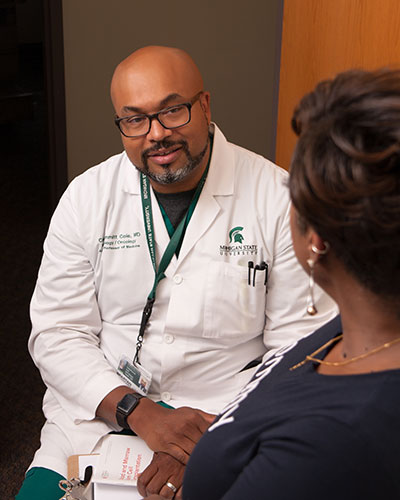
[18,46,336,499]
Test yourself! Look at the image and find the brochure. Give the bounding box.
[72,434,153,499]
[93,434,153,487]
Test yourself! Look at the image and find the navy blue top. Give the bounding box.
[183,316,400,500]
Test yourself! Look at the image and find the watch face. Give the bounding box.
[118,394,141,415]
[116,393,143,430]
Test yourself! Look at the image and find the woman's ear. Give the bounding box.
[308,233,330,265]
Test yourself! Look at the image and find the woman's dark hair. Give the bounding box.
[289,68,400,297]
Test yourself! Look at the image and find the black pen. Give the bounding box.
[248,261,254,285]
[261,261,268,286]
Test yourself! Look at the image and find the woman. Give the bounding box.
[143,68,400,500]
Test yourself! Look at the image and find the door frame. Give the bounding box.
[43,0,68,209]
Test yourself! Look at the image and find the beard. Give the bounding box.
[138,136,210,185]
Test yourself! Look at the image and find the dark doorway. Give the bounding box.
[0,0,67,497]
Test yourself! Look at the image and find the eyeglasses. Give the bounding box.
[114,91,203,138]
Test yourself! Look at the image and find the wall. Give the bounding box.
[62,0,283,180]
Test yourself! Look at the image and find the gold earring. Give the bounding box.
[306,257,317,315]
[311,241,330,255]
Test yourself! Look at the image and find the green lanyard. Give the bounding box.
[136,162,210,363]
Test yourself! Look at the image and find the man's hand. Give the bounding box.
[129,399,215,464]
[138,452,184,499]
[141,496,165,500]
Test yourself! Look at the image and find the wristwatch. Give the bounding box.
[116,393,144,429]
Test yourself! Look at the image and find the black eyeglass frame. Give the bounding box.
[114,91,204,138]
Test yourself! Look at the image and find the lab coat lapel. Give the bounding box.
[177,125,234,264]
[176,186,220,264]
[150,187,175,268]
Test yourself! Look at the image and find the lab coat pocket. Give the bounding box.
[203,261,267,338]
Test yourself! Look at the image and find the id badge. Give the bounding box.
[117,355,152,396]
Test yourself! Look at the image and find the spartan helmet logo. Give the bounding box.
[229,226,244,244]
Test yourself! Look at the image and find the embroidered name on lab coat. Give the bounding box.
[98,232,141,252]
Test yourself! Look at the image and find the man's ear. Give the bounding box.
[200,91,211,123]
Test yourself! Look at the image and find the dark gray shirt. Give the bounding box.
[154,188,196,229]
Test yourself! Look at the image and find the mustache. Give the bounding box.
[142,140,189,157]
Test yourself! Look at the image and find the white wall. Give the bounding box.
[62,0,282,180]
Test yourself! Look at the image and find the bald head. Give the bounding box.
[110,46,212,193]
[111,46,205,110]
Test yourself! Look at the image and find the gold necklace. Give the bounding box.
[290,334,400,371]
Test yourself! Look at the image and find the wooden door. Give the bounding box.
[276,0,400,170]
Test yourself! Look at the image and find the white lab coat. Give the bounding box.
[28,124,337,475]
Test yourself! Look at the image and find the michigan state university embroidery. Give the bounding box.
[229,226,244,243]
[220,226,258,256]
